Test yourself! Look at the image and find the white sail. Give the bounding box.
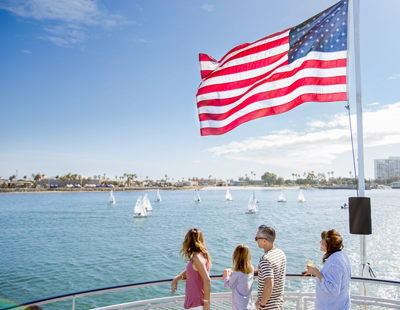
[195,189,201,202]
[133,195,147,216]
[247,192,258,213]
[246,192,258,213]
[156,189,162,202]
[225,189,233,201]
[247,193,254,210]
[109,190,116,204]
[278,190,286,202]
[298,190,306,202]
[143,193,153,211]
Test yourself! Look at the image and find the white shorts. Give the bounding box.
[189,306,203,310]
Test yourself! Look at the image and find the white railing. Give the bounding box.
[2,275,400,310]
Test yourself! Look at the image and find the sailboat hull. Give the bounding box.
[245,211,258,214]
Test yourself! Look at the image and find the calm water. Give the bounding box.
[1,189,400,309]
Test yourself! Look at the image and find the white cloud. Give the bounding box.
[201,4,214,11]
[207,102,400,169]
[37,35,69,47]
[0,0,135,46]
[368,102,380,106]
[388,73,400,80]
[133,38,154,43]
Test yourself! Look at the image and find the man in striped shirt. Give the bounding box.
[255,225,286,310]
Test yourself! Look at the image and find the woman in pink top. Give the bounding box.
[171,228,211,310]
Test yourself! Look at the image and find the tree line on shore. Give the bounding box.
[2,170,400,189]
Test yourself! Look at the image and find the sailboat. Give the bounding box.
[278,190,286,202]
[133,195,147,218]
[143,193,153,211]
[109,190,116,204]
[298,190,306,203]
[225,189,233,201]
[194,189,201,202]
[245,192,258,214]
[156,189,162,202]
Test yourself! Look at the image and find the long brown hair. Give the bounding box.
[232,244,253,274]
[322,229,344,263]
[180,228,211,265]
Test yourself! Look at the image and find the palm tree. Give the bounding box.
[331,171,334,180]
[349,171,352,178]
[251,171,254,180]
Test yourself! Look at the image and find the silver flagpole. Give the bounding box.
[352,0,369,296]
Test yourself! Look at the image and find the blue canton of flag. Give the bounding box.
[289,0,348,64]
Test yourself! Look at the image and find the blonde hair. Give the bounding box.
[232,244,252,274]
[180,228,212,265]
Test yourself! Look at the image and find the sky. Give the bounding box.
[1,0,399,182]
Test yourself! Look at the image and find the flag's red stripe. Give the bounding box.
[201,70,214,79]
[197,58,347,103]
[219,28,292,64]
[197,60,288,97]
[199,92,347,136]
[203,51,288,81]
[199,53,218,62]
[218,37,289,69]
[198,76,346,122]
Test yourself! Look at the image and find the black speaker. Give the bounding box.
[349,197,372,235]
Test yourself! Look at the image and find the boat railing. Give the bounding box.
[3,274,400,310]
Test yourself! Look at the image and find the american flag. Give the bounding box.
[197,0,349,136]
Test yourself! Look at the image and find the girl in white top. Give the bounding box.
[223,244,255,310]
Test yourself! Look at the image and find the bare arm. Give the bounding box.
[171,270,186,294]
[193,254,211,310]
[256,278,273,309]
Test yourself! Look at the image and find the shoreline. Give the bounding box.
[0,186,305,194]
[1,185,381,195]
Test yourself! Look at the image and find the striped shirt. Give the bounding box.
[257,247,286,310]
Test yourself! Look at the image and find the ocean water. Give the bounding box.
[1,189,400,309]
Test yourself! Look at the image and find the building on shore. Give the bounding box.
[374,157,400,179]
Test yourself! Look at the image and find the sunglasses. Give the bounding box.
[255,237,267,241]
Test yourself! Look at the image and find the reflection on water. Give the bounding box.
[0,189,399,309]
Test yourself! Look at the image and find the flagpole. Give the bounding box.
[352,0,369,295]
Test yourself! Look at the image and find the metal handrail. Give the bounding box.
[2,274,400,310]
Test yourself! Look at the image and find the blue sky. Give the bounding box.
[1,0,399,182]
